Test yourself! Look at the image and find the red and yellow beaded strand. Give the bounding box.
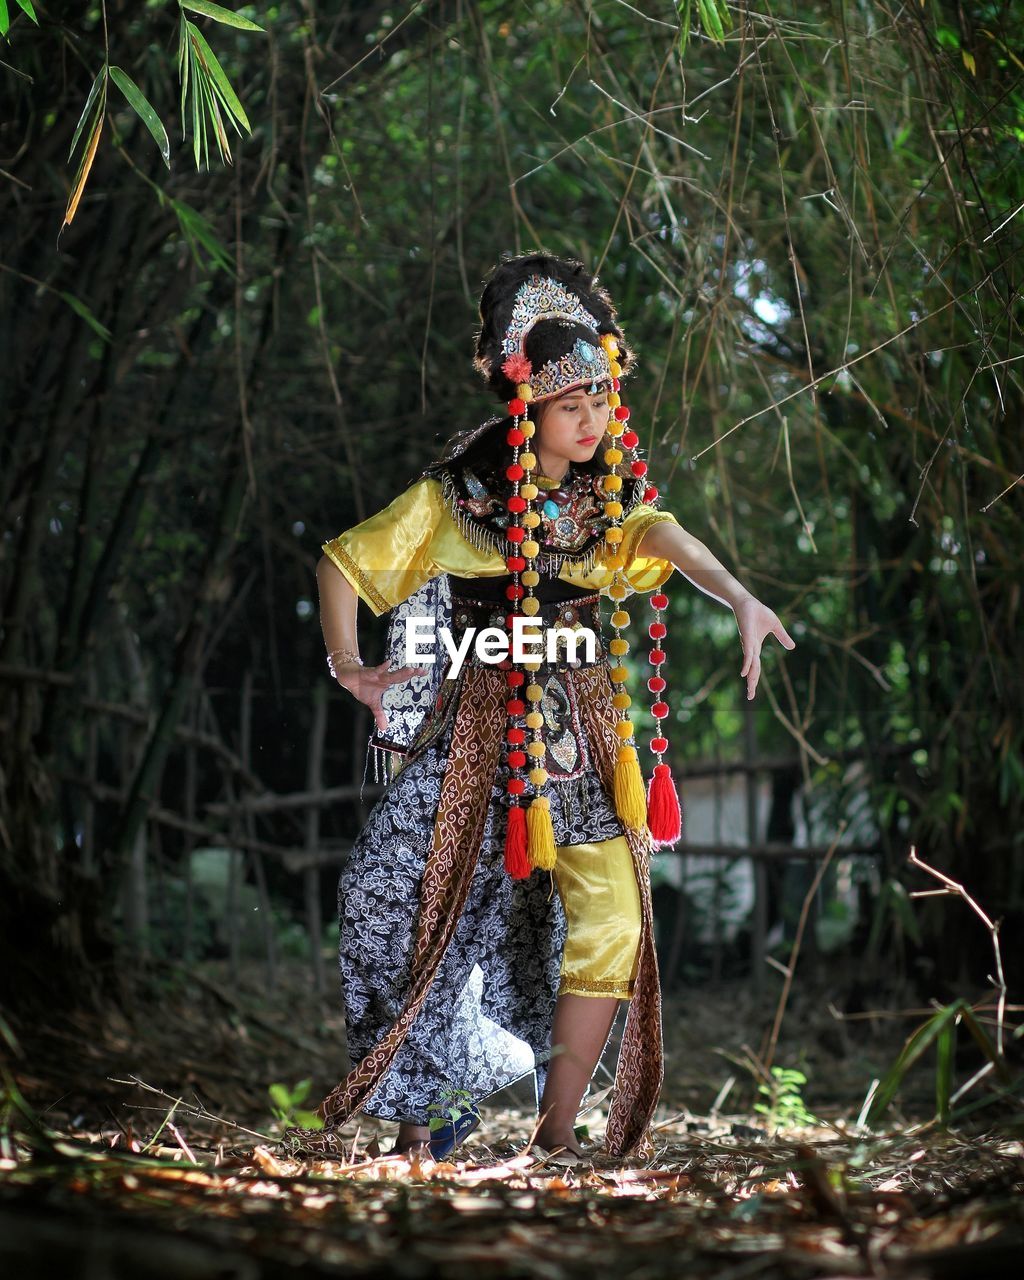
[596,333,648,829]
[516,385,557,870]
[598,332,681,843]
[501,360,557,876]
[501,384,531,878]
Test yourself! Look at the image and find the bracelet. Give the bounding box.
[327,647,363,678]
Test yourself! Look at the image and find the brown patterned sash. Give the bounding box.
[575,664,664,1158]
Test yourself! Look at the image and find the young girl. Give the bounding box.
[289,253,794,1164]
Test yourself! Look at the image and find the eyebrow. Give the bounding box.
[560,389,608,403]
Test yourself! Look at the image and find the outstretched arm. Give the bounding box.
[316,556,425,732]
[636,522,795,701]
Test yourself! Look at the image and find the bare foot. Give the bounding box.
[389,1139,432,1157]
[390,1122,432,1156]
[533,1127,588,1157]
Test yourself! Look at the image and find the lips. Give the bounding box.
[578,436,597,445]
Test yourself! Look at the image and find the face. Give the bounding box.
[533,383,611,474]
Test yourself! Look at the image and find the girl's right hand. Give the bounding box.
[333,661,428,733]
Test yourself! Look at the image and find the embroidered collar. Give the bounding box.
[438,460,643,576]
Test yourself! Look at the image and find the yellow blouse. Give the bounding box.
[322,475,679,617]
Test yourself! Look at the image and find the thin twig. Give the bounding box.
[907,845,1007,1056]
[109,1075,276,1143]
[762,822,847,1071]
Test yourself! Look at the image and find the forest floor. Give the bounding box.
[1,957,1022,1279]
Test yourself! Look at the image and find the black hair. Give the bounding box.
[422,384,621,487]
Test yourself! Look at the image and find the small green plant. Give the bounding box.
[426,1086,475,1133]
[268,1079,323,1131]
[755,1066,817,1132]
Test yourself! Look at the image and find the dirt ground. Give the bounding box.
[1,960,1021,1278]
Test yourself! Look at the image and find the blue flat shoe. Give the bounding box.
[427,1105,481,1160]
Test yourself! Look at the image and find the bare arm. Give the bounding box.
[315,555,425,732]
[637,521,796,701]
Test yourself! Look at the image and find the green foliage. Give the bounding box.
[754,1067,817,1133]
[0,0,38,40]
[178,13,254,169]
[866,999,1016,1129]
[268,1078,323,1131]
[57,290,112,342]
[181,1,264,31]
[677,0,733,57]
[426,1087,475,1133]
[109,66,170,167]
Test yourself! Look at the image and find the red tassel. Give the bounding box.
[646,763,681,846]
[504,803,530,878]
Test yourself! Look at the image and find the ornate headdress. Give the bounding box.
[475,253,681,878]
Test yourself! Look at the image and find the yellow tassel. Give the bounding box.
[527,796,557,870]
[614,745,648,831]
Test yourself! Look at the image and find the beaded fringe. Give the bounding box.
[438,466,646,580]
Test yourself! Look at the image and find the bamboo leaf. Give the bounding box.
[190,42,203,168]
[676,0,691,59]
[958,1007,1014,1083]
[698,0,724,43]
[935,1022,954,1124]
[950,1072,1024,1123]
[169,198,234,273]
[64,78,107,227]
[178,12,191,136]
[0,2,9,38]
[867,999,967,1125]
[697,0,732,43]
[69,67,106,161]
[195,50,230,164]
[187,21,251,132]
[14,0,37,21]
[109,66,170,167]
[57,290,112,342]
[180,1,264,32]
[63,118,103,226]
[207,68,245,138]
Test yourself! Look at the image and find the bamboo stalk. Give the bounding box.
[304,682,328,996]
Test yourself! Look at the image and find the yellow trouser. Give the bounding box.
[550,835,642,1000]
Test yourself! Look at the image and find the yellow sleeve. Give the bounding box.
[619,503,680,593]
[321,477,445,616]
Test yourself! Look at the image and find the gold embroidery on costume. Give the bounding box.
[322,539,392,616]
[559,976,636,996]
[623,510,673,568]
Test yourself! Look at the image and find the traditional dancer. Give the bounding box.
[290,253,795,1163]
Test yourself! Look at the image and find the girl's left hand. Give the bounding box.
[734,596,796,700]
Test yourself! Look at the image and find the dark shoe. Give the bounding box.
[428,1105,481,1160]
